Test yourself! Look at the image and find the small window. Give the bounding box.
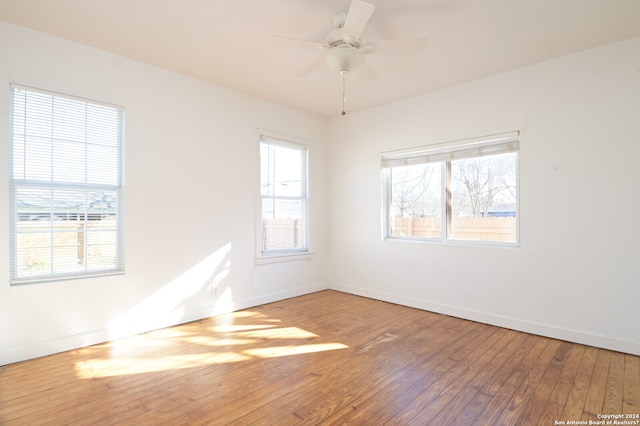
[9,85,124,283]
[259,136,308,256]
[382,133,519,244]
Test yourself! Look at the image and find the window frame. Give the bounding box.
[381,132,520,247]
[9,84,125,284]
[257,134,310,261]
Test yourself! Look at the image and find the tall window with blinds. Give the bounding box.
[382,132,519,244]
[259,136,308,256]
[9,85,124,283]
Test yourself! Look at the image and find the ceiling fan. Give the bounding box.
[272,0,428,115]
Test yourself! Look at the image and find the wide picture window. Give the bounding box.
[9,85,124,283]
[259,136,308,256]
[382,133,519,244]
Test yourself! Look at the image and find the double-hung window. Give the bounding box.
[259,136,308,257]
[9,85,124,283]
[382,132,519,244]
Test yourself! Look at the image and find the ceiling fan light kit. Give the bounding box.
[325,45,365,74]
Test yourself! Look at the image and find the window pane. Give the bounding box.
[87,104,120,147]
[451,152,517,242]
[87,144,119,185]
[53,140,86,183]
[16,188,52,221]
[260,142,303,197]
[52,232,83,274]
[389,163,441,238]
[261,199,305,252]
[14,187,52,277]
[24,138,53,181]
[15,237,51,278]
[22,91,53,139]
[86,229,117,270]
[87,191,118,217]
[13,188,121,279]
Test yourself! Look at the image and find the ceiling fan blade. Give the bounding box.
[270,35,327,50]
[293,59,325,78]
[341,0,375,43]
[370,38,428,54]
[354,60,378,81]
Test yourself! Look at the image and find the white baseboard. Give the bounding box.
[231,282,328,312]
[329,283,640,356]
[0,282,328,366]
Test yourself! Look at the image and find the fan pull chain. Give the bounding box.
[341,71,347,115]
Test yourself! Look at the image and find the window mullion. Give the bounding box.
[82,191,88,271]
[50,97,55,185]
[16,180,115,189]
[268,195,305,201]
[49,188,54,275]
[84,102,89,185]
[382,168,391,238]
[444,161,452,239]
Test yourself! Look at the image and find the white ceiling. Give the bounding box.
[2,0,640,117]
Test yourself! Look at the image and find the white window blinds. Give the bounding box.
[9,85,124,283]
[381,132,519,169]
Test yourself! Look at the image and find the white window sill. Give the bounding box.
[384,236,520,249]
[255,252,314,265]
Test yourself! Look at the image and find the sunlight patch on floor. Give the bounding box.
[211,324,277,333]
[244,343,348,358]
[74,320,348,378]
[75,340,348,378]
[236,326,319,339]
[75,352,253,377]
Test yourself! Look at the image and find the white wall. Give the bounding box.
[327,36,640,355]
[0,22,328,365]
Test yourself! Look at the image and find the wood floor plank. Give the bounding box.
[407,327,513,425]
[476,331,530,397]
[444,329,524,425]
[603,351,626,415]
[516,341,574,426]
[373,327,485,424]
[560,345,599,420]
[624,353,640,414]
[290,317,455,424]
[1,290,638,426]
[221,310,424,423]
[330,324,503,425]
[383,325,517,425]
[229,309,468,425]
[472,335,551,425]
[451,389,494,425]
[494,338,563,425]
[539,343,587,424]
[583,349,612,417]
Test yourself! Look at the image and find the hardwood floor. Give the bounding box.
[1,290,638,425]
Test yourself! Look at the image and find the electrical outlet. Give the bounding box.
[211,285,218,297]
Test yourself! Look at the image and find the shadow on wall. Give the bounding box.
[106,242,233,339]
